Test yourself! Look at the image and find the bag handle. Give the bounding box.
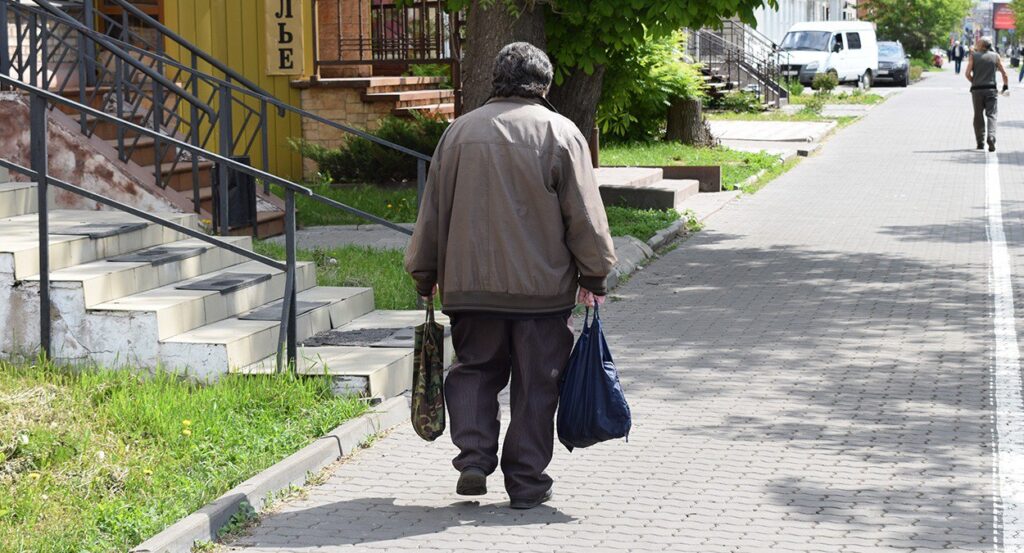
[425,299,435,324]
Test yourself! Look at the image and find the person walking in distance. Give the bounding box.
[404,42,617,509]
[966,36,1010,152]
[949,40,966,74]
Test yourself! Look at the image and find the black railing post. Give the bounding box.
[261,99,270,195]
[82,0,96,87]
[28,12,38,86]
[152,69,165,188]
[76,13,88,132]
[217,82,233,235]
[189,53,201,214]
[0,2,9,91]
[276,188,298,372]
[115,57,125,159]
[416,158,426,209]
[30,93,50,359]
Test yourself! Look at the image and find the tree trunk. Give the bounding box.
[666,96,714,146]
[461,0,547,114]
[546,66,606,141]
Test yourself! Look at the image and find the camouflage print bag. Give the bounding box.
[412,303,446,441]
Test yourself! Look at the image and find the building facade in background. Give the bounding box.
[753,0,860,43]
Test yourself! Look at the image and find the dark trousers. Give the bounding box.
[972,89,998,145]
[445,314,574,499]
[955,59,963,74]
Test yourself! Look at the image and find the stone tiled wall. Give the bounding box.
[298,86,392,176]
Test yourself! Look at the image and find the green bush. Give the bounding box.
[785,79,805,98]
[718,90,763,113]
[909,65,924,81]
[799,94,827,115]
[406,63,452,89]
[811,72,839,93]
[597,31,706,142]
[292,114,448,183]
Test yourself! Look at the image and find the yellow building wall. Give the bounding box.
[161,0,315,181]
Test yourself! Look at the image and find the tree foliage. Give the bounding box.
[1011,0,1024,37]
[446,0,776,83]
[862,0,972,57]
[597,31,706,142]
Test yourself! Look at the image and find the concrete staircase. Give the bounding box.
[325,76,455,120]
[0,175,440,398]
[596,167,701,211]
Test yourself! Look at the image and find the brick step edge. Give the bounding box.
[130,395,410,553]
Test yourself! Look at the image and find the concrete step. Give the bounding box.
[160,286,376,379]
[595,167,664,189]
[87,260,317,341]
[364,89,454,108]
[163,160,214,192]
[0,181,41,218]
[599,178,701,211]
[22,236,253,308]
[303,76,448,94]
[239,309,453,398]
[105,137,179,166]
[0,210,197,280]
[242,346,413,398]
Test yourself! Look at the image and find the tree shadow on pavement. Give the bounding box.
[601,224,995,549]
[227,497,575,548]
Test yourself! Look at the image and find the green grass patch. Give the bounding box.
[0,359,366,553]
[606,206,681,241]
[824,91,885,105]
[741,156,801,195]
[254,240,417,310]
[600,144,779,189]
[277,184,418,228]
[708,110,836,122]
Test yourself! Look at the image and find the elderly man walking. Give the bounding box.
[405,42,616,509]
[966,36,1010,151]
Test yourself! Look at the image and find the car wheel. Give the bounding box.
[899,72,909,87]
[861,70,873,90]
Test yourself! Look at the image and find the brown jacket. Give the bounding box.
[404,97,617,314]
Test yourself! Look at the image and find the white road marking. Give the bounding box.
[988,150,1024,550]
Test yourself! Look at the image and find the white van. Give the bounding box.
[778,21,879,88]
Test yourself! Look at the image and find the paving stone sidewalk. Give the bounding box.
[226,69,1008,552]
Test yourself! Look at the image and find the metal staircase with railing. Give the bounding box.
[0,0,443,395]
[688,20,790,108]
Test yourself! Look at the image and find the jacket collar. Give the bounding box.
[485,95,560,113]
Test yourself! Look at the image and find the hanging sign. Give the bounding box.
[266,0,305,75]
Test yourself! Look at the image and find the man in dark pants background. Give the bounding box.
[966,36,1009,152]
[950,41,966,74]
[405,42,617,509]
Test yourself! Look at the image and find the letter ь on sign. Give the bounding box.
[265,0,305,75]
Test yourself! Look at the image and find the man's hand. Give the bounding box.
[577,288,606,308]
[421,284,438,302]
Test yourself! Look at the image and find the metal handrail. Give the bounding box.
[99,0,274,102]
[29,0,215,119]
[0,74,305,369]
[690,28,789,106]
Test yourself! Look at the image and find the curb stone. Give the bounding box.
[646,220,684,251]
[131,395,411,553]
[607,236,653,290]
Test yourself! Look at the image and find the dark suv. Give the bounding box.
[876,41,910,86]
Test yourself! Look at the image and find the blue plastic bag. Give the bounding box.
[557,304,631,451]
